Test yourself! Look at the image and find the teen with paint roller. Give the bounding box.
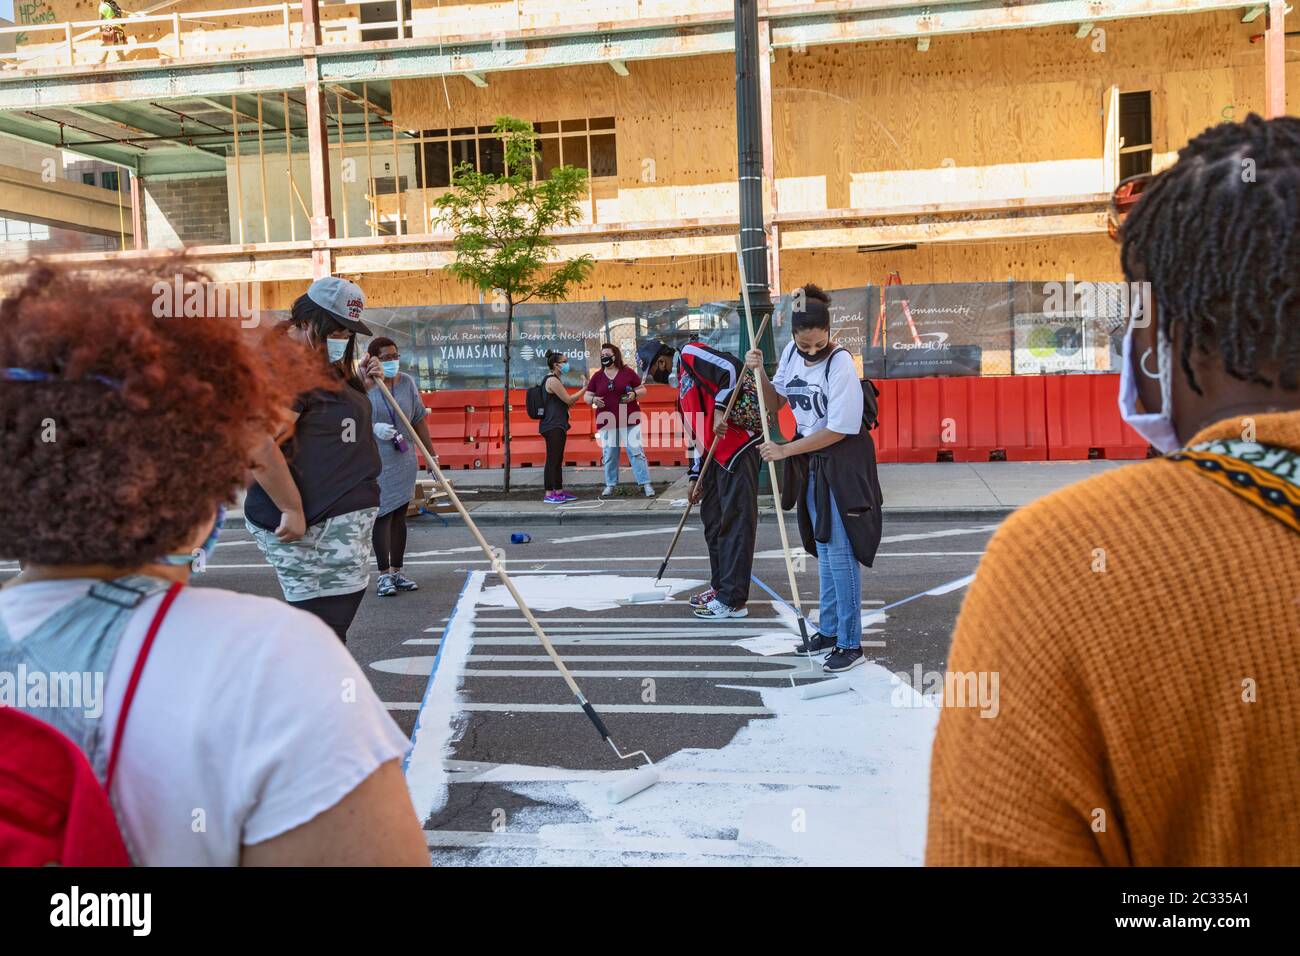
[745,285,884,673]
[678,342,763,619]
[628,309,774,607]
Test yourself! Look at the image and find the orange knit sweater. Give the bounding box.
[926,411,1300,866]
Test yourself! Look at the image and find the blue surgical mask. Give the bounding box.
[1117,309,1180,454]
[560,361,571,373]
[160,505,225,569]
[381,359,400,378]
[326,337,350,363]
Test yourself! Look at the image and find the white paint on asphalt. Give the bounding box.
[445,662,939,866]
[551,526,696,545]
[476,573,704,612]
[403,569,483,824]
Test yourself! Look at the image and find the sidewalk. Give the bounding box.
[225,459,1136,528]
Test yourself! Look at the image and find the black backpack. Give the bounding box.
[525,375,551,420]
[804,344,880,433]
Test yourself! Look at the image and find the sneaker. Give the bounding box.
[376,573,396,597]
[391,572,419,592]
[560,489,578,502]
[693,598,748,620]
[544,492,565,504]
[600,485,616,499]
[642,483,656,498]
[688,588,717,608]
[823,647,865,673]
[796,630,838,655]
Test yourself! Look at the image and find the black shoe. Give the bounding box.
[795,630,838,654]
[823,647,865,673]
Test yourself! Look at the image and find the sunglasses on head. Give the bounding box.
[1107,172,1152,242]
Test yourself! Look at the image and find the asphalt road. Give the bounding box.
[194,511,997,864]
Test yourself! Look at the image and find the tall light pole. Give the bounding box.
[734,0,774,367]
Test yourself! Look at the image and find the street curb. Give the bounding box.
[224,505,1015,531]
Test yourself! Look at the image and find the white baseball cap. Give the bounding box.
[305,276,372,335]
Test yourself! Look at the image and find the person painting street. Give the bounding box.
[586,342,655,498]
[927,115,1300,866]
[244,276,383,644]
[679,342,762,620]
[746,284,883,671]
[638,339,677,385]
[366,337,433,597]
[541,348,586,504]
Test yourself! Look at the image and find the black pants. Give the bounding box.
[698,445,759,609]
[294,589,365,644]
[372,507,408,571]
[543,429,567,491]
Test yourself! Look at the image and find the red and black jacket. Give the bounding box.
[678,343,761,475]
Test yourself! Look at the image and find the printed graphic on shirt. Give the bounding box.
[781,372,830,421]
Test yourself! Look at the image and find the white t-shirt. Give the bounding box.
[0,580,410,866]
[771,342,863,437]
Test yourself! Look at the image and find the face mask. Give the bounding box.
[1117,316,1181,454]
[796,340,832,363]
[600,355,614,368]
[160,505,225,569]
[560,361,571,373]
[381,359,400,378]
[326,337,349,363]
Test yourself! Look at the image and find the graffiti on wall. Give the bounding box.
[15,0,59,46]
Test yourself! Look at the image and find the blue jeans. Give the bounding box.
[600,423,651,487]
[805,473,862,650]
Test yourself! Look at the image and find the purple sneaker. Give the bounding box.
[543,492,564,504]
[560,489,578,502]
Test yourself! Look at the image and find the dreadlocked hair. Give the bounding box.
[1120,113,1300,393]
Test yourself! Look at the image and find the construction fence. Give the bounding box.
[268,278,1148,466]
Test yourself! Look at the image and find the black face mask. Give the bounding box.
[796,341,833,363]
[600,355,614,368]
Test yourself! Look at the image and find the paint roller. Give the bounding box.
[627,308,775,605]
[371,375,659,804]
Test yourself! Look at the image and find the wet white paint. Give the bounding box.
[444,663,939,865]
[476,574,704,612]
[403,570,483,823]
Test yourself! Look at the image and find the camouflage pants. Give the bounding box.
[247,507,378,603]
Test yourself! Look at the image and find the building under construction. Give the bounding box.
[0,0,1294,459]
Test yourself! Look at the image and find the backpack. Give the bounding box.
[0,581,181,866]
[525,374,552,420]
[823,346,881,433]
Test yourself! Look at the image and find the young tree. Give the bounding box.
[434,116,594,493]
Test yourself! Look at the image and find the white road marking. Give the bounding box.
[444,759,874,788]
[196,552,984,570]
[408,702,775,715]
[550,526,697,545]
[407,636,887,647]
[424,829,792,860]
[461,654,817,664]
[924,573,976,596]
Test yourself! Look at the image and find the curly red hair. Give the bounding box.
[0,260,326,566]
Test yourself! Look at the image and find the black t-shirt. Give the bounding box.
[244,385,381,531]
[539,374,570,434]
